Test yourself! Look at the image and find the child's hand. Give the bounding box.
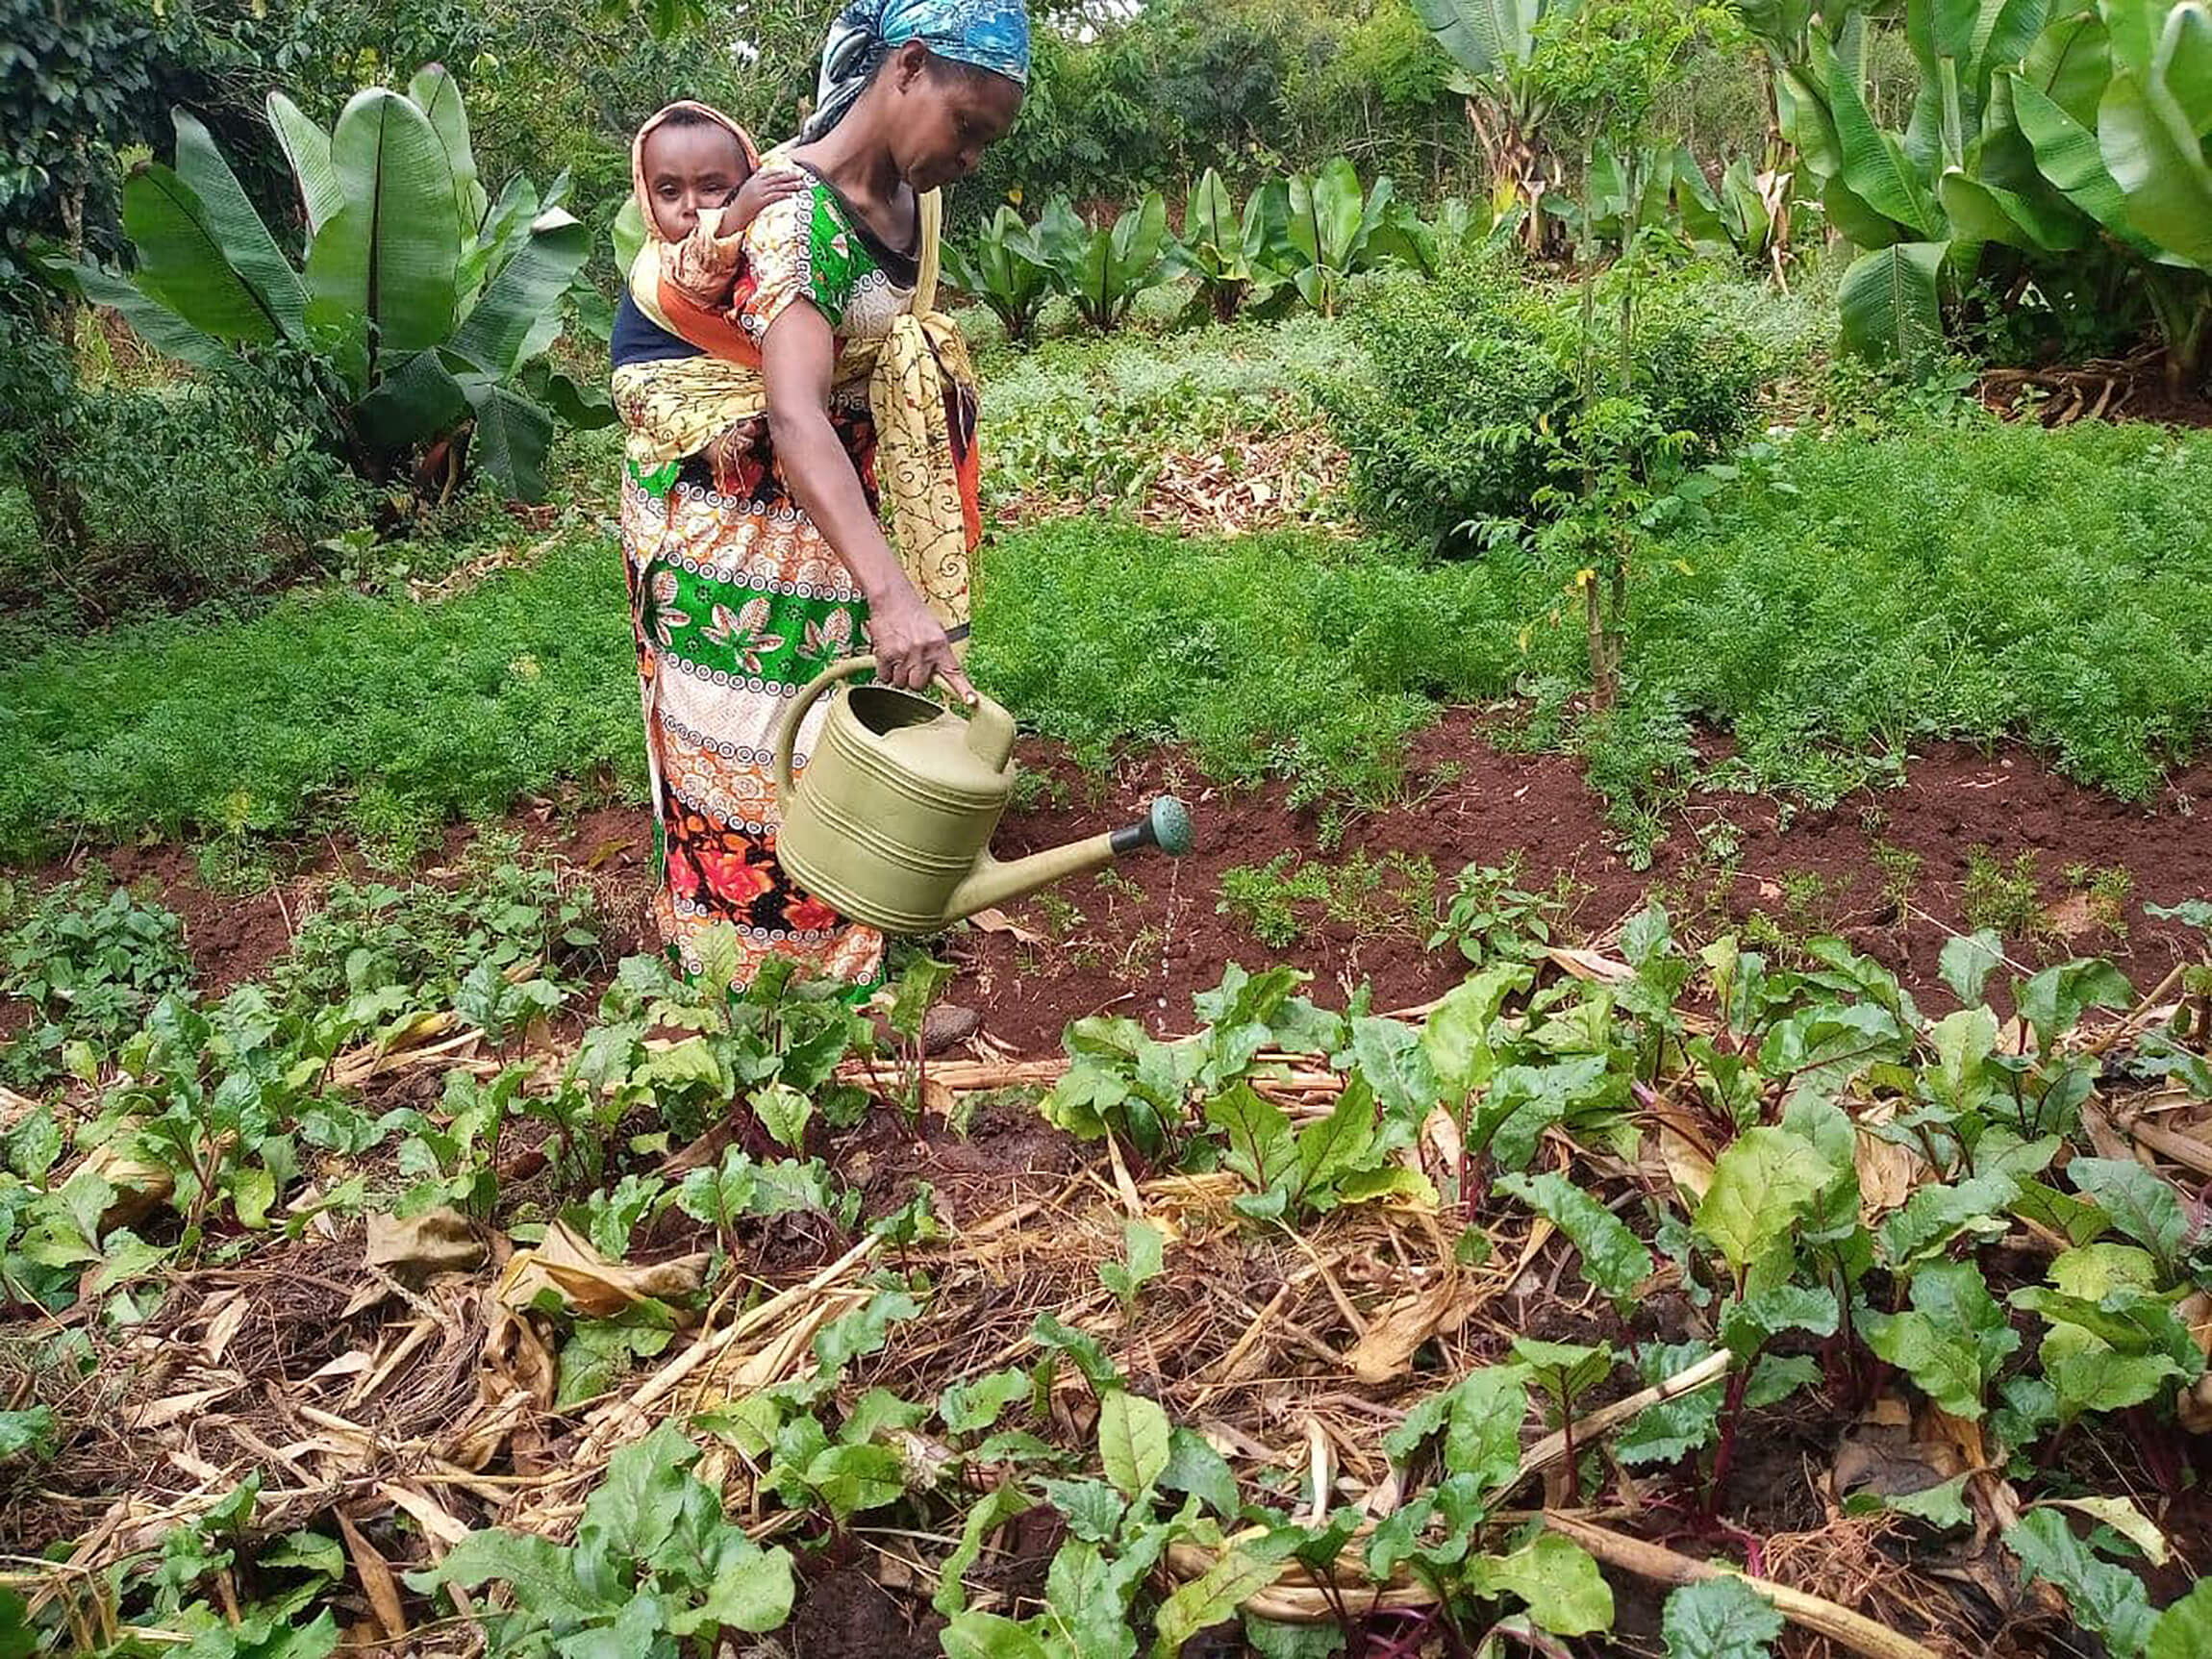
[726,165,806,234]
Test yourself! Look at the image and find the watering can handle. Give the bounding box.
[774,655,877,802]
[773,654,1016,803]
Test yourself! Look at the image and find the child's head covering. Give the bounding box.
[631,101,761,241]
[800,0,1032,141]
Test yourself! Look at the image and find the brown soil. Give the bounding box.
[1979,348,2212,430]
[20,718,2210,1059]
[790,1565,945,1659]
[957,718,2212,1051]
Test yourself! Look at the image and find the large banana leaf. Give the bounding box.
[353,345,469,450]
[267,92,344,236]
[122,165,283,343]
[1778,63,1846,179]
[50,253,228,369]
[2099,2,2212,264]
[2169,0,2212,116]
[1905,0,2050,120]
[1288,159,1368,271]
[1673,149,1730,247]
[2023,9,2115,123]
[611,197,647,281]
[1823,173,1907,246]
[307,88,461,357]
[1830,49,1947,235]
[1180,169,1245,279]
[1108,191,1169,288]
[1410,0,1544,78]
[465,379,557,502]
[2014,70,2142,227]
[172,112,305,340]
[1839,239,1948,367]
[448,211,589,378]
[1939,165,2089,246]
[408,64,490,233]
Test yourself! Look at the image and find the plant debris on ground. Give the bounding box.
[5,852,2212,1657]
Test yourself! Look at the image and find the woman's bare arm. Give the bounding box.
[763,301,973,702]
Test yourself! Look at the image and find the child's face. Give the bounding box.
[642,123,751,240]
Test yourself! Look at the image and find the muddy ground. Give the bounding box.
[66,716,2212,1055]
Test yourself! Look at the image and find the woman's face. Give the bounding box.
[642,121,751,241]
[887,46,1023,195]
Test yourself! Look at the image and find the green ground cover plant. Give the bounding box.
[0,871,194,1087]
[1605,413,2212,806]
[975,312,1362,510]
[969,518,1527,805]
[9,389,2208,866]
[0,530,639,864]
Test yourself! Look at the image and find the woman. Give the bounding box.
[611,0,1028,1008]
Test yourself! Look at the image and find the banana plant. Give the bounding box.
[1031,193,1172,332]
[2008,0,2212,390]
[53,65,601,505]
[1567,140,1677,254]
[1795,1,2106,370]
[1412,0,1570,254]
[1269,157,1418,317]
[1166,168,1287,322]
[1395,182,1526,275]
[941,205,1051,345]
[1673,148,1797,276]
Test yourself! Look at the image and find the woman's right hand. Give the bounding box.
[867,587,975,705]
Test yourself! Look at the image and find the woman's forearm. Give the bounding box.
[762,303,916,608]
[767,401,910,604]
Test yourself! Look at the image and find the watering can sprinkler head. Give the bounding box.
[771,656,1195,937]
[1113,795,1194,859]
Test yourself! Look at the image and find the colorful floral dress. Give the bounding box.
[613,175,976,986]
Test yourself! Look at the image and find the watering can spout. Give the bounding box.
[943,796,1194,924]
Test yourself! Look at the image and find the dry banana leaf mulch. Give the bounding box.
[11,947,2212,1658]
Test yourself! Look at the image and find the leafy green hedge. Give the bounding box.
[1324,256,1807,553]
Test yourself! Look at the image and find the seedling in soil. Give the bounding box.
[1512,1338,1616,1503]
[2066,863,2133,941]
[1007,768,1068,814]
[1429,855,1563,966]
[1117,922,1166,979]
[886,952,957,1122]
[1093,867,1144,905]
[1218,851,1326,948]
[1034,891,1086,942]
[1964,844,2047,943]
[1871,839,1922,924]
[1098,1217,1166,1319]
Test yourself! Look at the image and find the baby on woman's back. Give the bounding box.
[632,102,805,347]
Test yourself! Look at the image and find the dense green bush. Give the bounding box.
[1325,255,1797,551]
[0,373,372,625]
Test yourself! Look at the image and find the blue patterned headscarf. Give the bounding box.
[800,0,1031,140]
